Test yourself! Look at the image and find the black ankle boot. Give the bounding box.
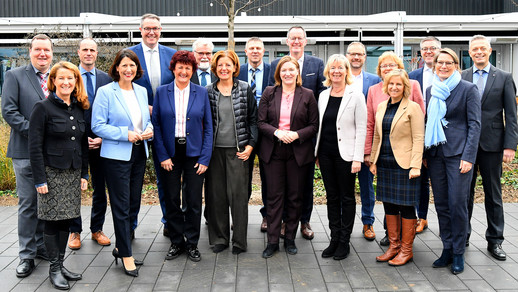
[58,231,82,281]
[262,243,279,258]
[284,239,297,255]
[44,233,69,290]
[432,248,453,268]
[333,242,350,260]
[322,241,339,258]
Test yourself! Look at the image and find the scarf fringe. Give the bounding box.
[425,140,447,149]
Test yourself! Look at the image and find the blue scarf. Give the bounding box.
[425,71,461,148]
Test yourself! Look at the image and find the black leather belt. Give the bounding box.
[175,137,186,145]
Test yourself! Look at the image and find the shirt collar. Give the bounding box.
[32,64,49,75]
[249,62,264,72]
[79,65,96,76]
[174,81,190,93]
[473,63,491,74]
[424,66,433,73]
[141,42,159,52]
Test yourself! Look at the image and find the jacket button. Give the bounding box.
[72,126,76,130]
[71,137,76,141]
[338,127,340,130]
[70,116,74,120]
[339,138,341,141]
[187,118,190,120]
[186,133,189,135]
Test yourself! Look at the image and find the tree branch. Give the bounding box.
[235,0,281,15]
[214,0,229,12]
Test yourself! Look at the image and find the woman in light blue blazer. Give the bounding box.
[315,54,367,260]
[92,49,153,277]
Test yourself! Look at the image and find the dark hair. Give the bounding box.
[169,50,197,73]
[109,49,144,82]
[211,50,240,78]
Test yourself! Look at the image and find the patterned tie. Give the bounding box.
[85,71,95,105]
[38,72,49,98]
[250,68,257,95]
[476,69,485,98]
[200,71,208,87]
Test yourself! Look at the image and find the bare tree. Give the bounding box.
[214,0,280,50]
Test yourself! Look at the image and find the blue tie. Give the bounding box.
[476,70,485,98]
[85,71,95,104]
[200,71,208,87]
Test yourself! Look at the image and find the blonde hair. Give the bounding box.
[323,54,353,87]
[376,51,404,78]
[382,69,411,100]
[47,61,89,110]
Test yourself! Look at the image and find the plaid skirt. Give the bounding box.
[376,154,420,207]
[37,166,81,221]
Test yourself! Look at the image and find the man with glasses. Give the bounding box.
[461,35,518,260]
[345,42,381,241]
[128,13,177,238]
[191,38,216,86]
[408,36,441,235]
[268,25,325,240]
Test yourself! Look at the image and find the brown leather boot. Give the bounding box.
[376,215,400,262]
[389,218,417,266]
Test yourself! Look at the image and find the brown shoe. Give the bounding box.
[363,224,376,241]
[300,222,314,240]
[376,215,400,262]
[260,218,267,232]
[68,232,81,250]
[280,222,286,239]
[388,218,416,266]
[91,231,111,246]
[415,219,428,234]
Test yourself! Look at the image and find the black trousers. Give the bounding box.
[248,144,269,218]
[468,148,505,245]
[318,151,356,243]
[264,143,307,244]
[70,148,108,233]
[160,143,204,247]
[383,202,416,219]
[103,144,146,257]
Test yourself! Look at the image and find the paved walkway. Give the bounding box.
[0,203,518,291]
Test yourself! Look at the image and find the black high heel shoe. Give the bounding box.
[112,249,144,265]
[112,249,139,277]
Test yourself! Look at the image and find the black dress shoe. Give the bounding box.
[16,259,35,278]
[165,244,184,260]
[284,239,297,255]
[488,244,506,261]
[262,243,279,258]
[451,254,464,274]
[380,235,389,246]
[322,241,339,258]
[432,248,453,268]
[213,244,228,253]
[333,242,350,260]
[232,246,245,255]
[187,246,201,262]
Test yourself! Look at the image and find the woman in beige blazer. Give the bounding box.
[315,54,367,260]
[370,69,424,266]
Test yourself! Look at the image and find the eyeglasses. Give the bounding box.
[142,27,161,33]
[195,51,212,57]
[436,61,456,68]
[288,37,305,42]
[346,53,365,57]
[380,63,399,69]
[421,46,438,52]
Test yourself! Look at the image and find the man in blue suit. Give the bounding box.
[268,26,325,240]
[345,42,381,241]
[68,38,113,250]
[237,37,270,232]
[127,13,177,237]
[462,35,518,261]
[408,36,441,235]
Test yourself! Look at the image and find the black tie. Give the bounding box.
[250,68,256,95]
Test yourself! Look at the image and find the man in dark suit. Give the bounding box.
[345,41,381,241]
[268,25,325,240]
[67,38,113,250]
[462,35,518,261]
[237,37,271,232]
[127,13,177,237]
[190,39,216,86]
[408,36,441,235]
[1,34,53,278]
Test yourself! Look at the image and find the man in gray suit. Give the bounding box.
[462,35,518,261]
[1,34,53,278]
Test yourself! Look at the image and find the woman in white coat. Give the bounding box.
[315,54,367,260]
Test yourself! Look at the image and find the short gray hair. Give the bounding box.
[469,34,491,49]
[192,38,214,52]
[140,13,160,27]
[287,25,307,39]
[420,36,441,49]
[346,42,366,54]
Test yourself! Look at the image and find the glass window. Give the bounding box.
[364,46,413,75]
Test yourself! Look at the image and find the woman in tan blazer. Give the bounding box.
[370,69,424,266]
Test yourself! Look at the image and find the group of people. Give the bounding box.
[1,12,517,290]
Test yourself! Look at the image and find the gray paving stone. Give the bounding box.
[326,282,353,292]
[367,267,410,291]
[162,256,187,272]
[178,268,213,291]
[268,264,292,284]
[419,267,468,290]
[133,265,161,284]
[80,265,109,283]
[237,252,267,269]
[127,283,156,292]
[96,267,133,292]
[270,283,294,292]
[69,283,97,292]
[10,282,42,292]
[320,264,348,283]
[462,279,496,292]
[213,265,236,284]
[236,267,268,292]
[154,271,182,291]
[471,265,518,290]
[287,253,319,269]
[406,280,439,292]
[211,283,235,292]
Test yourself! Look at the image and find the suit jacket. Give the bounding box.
[461,65,518,152]
[408,67,424,91]
[190,70,217,85]
[91,81,152,161]
[365,80,425,155]
[152,82,213,166]
[257,85,319,166]
[370,97,425,169]
[28,94,89,185]
[314,87,367,162]
[127,43,177,105]
[85,68,112,137]
[237,63,271,93]
[1,64,46,159]
[361,71,382,98]
[425,80,481,163]
[268,54,326,98]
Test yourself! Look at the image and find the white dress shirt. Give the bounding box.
[142,42,161,95]
[174,82,190,137]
